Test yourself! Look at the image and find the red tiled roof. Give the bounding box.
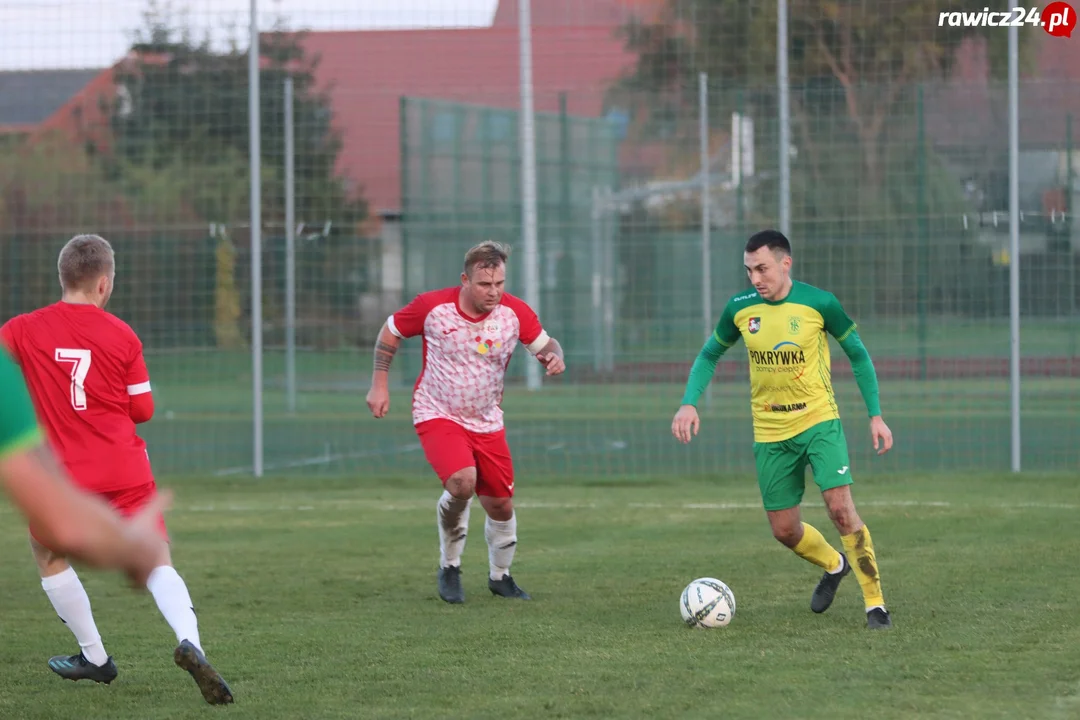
[298,26,637,213]
[29,66,118,148]
[491,0,663,27]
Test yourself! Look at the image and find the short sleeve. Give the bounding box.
[388,293,433,339]
[1,316,22,363]
[713,301,741,347]
[820,293,857,341]
[125,332,151,396]
[0,347,42,460]
[503,295,549,354]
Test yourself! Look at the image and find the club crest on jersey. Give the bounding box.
[475,336,501,355]
[747,317,761,334]
[482,320,501,335]
[788,316,801,334]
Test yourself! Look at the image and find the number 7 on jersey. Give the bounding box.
[55,348,92,411]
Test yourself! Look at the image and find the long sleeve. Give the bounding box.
[680,333,731,407]
[837,331,882,418]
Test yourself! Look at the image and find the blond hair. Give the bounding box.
[58,234,115,291]
[463,241,510,277]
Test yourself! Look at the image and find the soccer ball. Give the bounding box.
[679,577,736,628]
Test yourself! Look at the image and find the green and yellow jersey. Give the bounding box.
[0,346,43,461]
[681,281,882,443]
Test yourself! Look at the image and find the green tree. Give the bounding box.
[105,2,366,231]
[614,0,1037,192]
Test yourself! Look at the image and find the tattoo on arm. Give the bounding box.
[374,341,397,372]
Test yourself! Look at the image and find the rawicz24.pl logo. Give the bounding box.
[938,3,1076,37]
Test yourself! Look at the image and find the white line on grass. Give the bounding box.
[212,442,424,476]
[172,499,1079,513]
[1,499,1075,520]
[211,428,548,477]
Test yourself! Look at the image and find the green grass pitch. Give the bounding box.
[1,471,1078,718]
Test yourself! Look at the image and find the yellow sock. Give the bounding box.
[841,525,885,609]
[791,522,844,573]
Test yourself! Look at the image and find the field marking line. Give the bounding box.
[212,443,423,477]
[210,426,548,477]
[2,498,1075,521]
[154,499,1080,513]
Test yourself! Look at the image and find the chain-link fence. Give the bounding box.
[1,1,1076,478]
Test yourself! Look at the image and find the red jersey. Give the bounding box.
[1,302,155,492]
[388,287,549,433]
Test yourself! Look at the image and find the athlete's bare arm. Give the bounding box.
[534,337,565,376]
[366,321,402,419]
[1,443,170,585]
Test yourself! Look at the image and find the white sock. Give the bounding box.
[828,553,846,575]
[146,566,202,653]
[438,491,472,568]
[867,605,887,613]
[485,513,518,581]
[41,567,108,666]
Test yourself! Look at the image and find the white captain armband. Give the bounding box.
[526,331,550,355]
[127,381,152,395]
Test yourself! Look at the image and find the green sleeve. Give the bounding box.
[713,299,742,347]
[0,348,42,460]
[680,303,739,407]
[837,330,882,418]
[819,292,858,342]
[819,293,881,416]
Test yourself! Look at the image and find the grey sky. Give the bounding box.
[0,0,499,70]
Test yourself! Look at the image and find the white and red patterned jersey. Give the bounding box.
[388,287,549,433]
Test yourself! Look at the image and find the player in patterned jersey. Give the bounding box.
[366,241,566,604]
[1,234,233,703]
[672,230,895,630]
[0,346,170,585]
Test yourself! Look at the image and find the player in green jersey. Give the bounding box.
[0,346,168,586]
[672,230,894,630]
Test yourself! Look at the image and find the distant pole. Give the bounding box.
[1067,114,1075,366]
[284,77,297,414]
[558,92,574,351]
[916,85,929,382]
[249,0,264,477]
[519,0,542,391]
[1008,24,1021,473]
[699,72,712,407]
[591,186,603,373]
[777,0,791,237]
[735,90,746,234]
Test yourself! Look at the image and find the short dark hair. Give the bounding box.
[745,229,791,257]
[58,234,115,291]
[464,241,510,277]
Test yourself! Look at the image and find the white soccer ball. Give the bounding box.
[679,577,736,628]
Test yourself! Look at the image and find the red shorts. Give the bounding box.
[29,481,169,548]
[416,419,515,497]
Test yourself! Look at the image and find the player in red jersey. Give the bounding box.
[0,346,171,587]
[1,234,232,705]
[366,241,566,604]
